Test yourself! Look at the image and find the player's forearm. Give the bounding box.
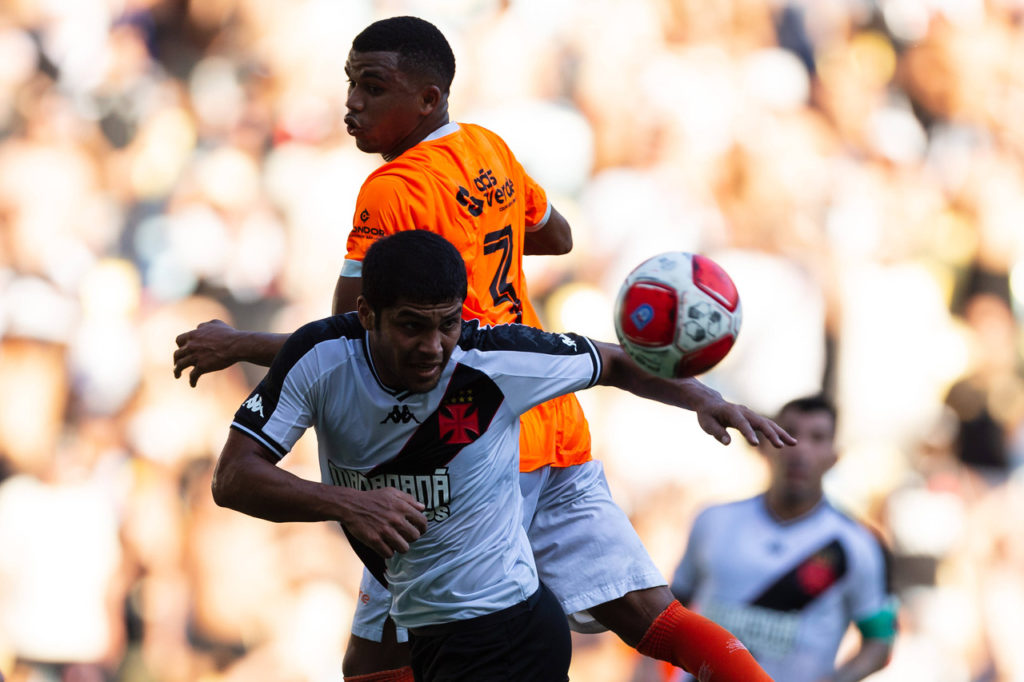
[212,430,350,523]
[230,331,290,367]
[595,341,721,412]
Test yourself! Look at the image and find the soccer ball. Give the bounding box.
[613,252,742,378]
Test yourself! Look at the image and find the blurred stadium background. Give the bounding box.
[1,0,1023,680]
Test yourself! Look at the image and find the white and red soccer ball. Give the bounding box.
[614,252,742,378]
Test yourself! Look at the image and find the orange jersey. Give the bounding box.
[343,122,591,470]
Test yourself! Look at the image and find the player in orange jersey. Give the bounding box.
[173,16,794,682]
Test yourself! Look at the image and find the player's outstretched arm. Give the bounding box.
[173,320,288,387]
[212,430,427,558]
[594,341,796,448]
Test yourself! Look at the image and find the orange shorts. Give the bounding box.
[518,392,592,472]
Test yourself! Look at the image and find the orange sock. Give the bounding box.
[635,601,774,682]
[344,667,415,682]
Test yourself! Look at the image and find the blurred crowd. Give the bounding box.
[1,0,1023,680]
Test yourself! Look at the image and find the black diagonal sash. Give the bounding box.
[347,363,506,586]
[751,538,848,611]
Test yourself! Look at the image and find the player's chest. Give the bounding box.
[318,372,514,473]
[708,522,851,604]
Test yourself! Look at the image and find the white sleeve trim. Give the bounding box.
[525,202,553,232]
[340,259,363,278]
[580,336,603,388]
[230,422,287,460]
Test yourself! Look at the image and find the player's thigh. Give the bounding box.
[343,629,410,676]
[518,465,552,529]
[525,460,665,616]
[344,568,411,675]
[350,568,410,643]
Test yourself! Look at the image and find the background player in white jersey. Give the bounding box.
[175,15,794,682]
[670,396,897,682]
[211,230,791,681]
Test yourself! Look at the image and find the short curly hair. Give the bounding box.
[352,16,456,93]
[362,230,467,316]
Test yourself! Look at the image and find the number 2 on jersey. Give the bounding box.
[483,225,523,323]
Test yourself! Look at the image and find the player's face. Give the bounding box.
[344,50,430,159]
[361,297,464,393]
[763,408,837,506]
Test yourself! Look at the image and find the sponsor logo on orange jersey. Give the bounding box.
[351,224,387,238]
[456,167,517,217]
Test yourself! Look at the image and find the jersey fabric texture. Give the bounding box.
[670,495,896,682]
[231,313,602,630]
[341,121,590,472]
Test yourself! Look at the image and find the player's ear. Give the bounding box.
[419,84,442,114]
[356,296,375,330]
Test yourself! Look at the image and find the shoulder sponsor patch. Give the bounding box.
[351,224,387,238]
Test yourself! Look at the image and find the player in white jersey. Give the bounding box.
[670,396,897,682]
[211,230,794,681]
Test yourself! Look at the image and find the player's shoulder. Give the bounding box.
[359,164,418,196]
[458,319,594,357]
[440,122,516,163]
[276,314,363,369]
[821,499,891,556]
[458,121,507,144]
[693,494,764,527]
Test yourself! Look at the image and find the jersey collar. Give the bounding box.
[760,493,828,526]
[361,331,413,401]
[422,121,460,143]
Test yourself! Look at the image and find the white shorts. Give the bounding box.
[350,460,665,642]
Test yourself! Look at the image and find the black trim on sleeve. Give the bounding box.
[457,319,602,387]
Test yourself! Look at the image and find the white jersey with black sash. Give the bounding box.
[230,313,602,630]
[671,495,895,682]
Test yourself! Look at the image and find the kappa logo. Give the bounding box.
[558,334,577,350]
[243,394,264,417]
[380,405,421,424]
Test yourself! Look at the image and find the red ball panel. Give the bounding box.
[619,281,677,347]
[675,335,736,377]
[692,254,739,312]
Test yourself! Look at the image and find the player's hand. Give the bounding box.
[695,400,796,448]
[341,487,428,559]
[682,382,796,448]
[173,319,241,387]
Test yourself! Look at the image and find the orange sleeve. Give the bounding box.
[514,164,550,231]
[344,168,478,269]
[345,173,421,264]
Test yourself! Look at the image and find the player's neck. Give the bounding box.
[764,488,823,522]
[382,110,451,162]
